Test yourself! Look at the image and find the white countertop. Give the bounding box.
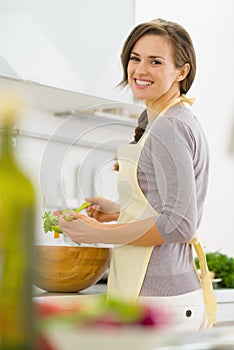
[214,288,234,303]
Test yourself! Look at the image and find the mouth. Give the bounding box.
[134,78,153,87]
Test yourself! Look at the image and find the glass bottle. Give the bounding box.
[0,94,36,349]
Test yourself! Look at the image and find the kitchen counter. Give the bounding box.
[33,282,106,298]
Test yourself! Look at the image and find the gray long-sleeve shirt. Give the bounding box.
[138,106,209,296]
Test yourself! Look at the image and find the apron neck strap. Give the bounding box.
[160,94,195,116]
[139,94,195,145]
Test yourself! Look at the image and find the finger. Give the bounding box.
[66,213,85,220]
[92,211,101,221]
[86,205,100,217]
[91,204,101,211]
[53,209,62,216]
[85,196,96,203]
[85,197,102,205]
[86,207,94,217]
[86,205,93,212]
[76,214,86,219]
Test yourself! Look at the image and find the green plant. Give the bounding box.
[195,251,234,288]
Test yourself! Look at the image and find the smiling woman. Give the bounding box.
[57,18,216,331]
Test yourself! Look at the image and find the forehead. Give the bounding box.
[132,34,173,58]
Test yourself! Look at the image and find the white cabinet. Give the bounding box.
[214,289,234,326]
[0,0,135,103]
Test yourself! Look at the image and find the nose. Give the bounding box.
[135,61,148,75]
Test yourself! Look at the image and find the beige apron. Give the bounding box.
[106,96,217,327]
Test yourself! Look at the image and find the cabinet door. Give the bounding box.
[0,0,135,102]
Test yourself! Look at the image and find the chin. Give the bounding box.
[130,88,152,101]
[133,93,152,101]
[133,95,144,101]
[131,90,147,100]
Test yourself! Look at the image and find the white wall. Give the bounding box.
[135,0,234,257]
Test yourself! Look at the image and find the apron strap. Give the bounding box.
[180,94,195,106]
[159,94,195,115]
[189,236,217,327]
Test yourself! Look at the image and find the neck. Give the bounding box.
[145,88,181,123]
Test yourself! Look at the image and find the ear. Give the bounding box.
[176,63,190,81]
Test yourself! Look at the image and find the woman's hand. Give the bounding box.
[58,212,104,244]
[58,212,164,246]
[85,197,120,222]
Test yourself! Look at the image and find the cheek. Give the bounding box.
[127,62,135,77]
[169,68,181,81]
[127,65,131,80]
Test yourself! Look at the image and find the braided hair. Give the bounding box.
[113,109,148,171]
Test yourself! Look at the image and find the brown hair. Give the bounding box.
[113,109,148,171]
[119,18,196,94]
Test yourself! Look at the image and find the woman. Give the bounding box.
[58,19,216,331]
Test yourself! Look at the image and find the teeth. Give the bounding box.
[135,79,152,86]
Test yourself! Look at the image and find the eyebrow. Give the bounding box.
[130,51,167,62]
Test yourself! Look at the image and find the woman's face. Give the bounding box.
[127,34,181,102]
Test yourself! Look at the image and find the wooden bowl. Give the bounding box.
[34,245,112,292]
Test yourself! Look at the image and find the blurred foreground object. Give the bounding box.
[0,91,36,349]
[36,295,171,329]
[35,295,172,350]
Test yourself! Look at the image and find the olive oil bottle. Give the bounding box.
[0,94,36,349]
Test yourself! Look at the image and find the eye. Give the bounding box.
[129,55,140,62]
[151,59,162,65]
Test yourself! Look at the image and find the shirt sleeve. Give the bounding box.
[146,116,197,243]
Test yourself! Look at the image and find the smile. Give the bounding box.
[135,79,153,87]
